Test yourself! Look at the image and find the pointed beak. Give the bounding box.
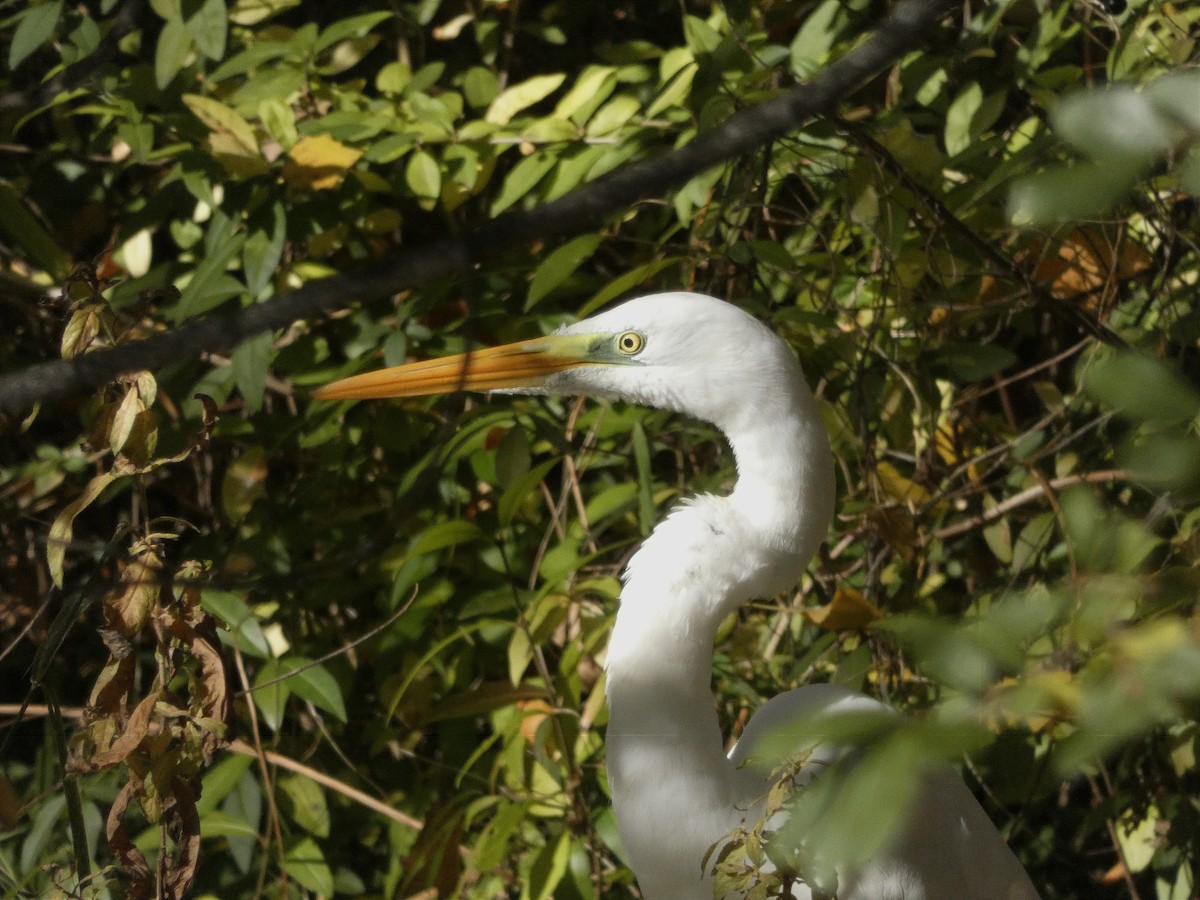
[312,334,593,401]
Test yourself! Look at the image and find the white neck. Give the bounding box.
[603,364,833,898]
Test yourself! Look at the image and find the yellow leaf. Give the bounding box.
[108,387,143,455]
[876,461,932,506]
[804,587,881,632]
[282,134,363,190]
[60,305,101,359]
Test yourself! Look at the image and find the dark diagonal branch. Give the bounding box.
[0,0,960,415]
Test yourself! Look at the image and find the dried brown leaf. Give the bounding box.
[164,778,202,899]
[87,691,159,771]
[106,776,153,900]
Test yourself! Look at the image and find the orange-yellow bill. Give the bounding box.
[312,334,592,401]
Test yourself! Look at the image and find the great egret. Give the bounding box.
[315,293,1040,899]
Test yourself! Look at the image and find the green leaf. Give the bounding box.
[199,809,262,840]
[1053,86,1173,161]
[202,589,272,657]
[284,659,348,722]
[409,520,482,556]
[284,836,335,896]
[231,332,273,413]
[486,73,567,124]
[579,256,684,317]
[314,10,392,52]
[9,2,62,70]
[944,81,982,157]
[499,459,559,526]
[631,422,655,537]
[790,0,842,76]
[1083,350,1200,424]
[405,149,442,201]
[280,774,331,837]
[155,16,193,89]
[490,150,557,215]
[187,0,227,60]
[1008,161,1145,225]
[526,831,572,900]
[527,233,602,309]
[553,66,618,123]
[196,754,256,814]
[0,179,71,279]
[251,658,291,732]
[174,212,248,321]
[242,201,287,297]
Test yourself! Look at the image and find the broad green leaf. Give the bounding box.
[155,16,193,89]
[553,66,618,123]
[280,774,331,837]
[9,2,62,70]
[944,82,982,157]
[486,73,567,124]
[284,836,335,896]
[242,201,287,296]
[645,58,696,118]
[284,659,348,722]
[202,589,272,658]
[174,212,248,321]
[0,180,71,279]
[196,754,255,814]
[409,519,482,556]
[525,831,572,900]
[1008,160,1145,225]
[313,10,392,52]
[1053,86,1174,161]
[199,809,262,840]
[1083,350,1200,424]
[527,233,602,308]
[187,0,228,59]
[579,256,684,317]
[231,332,274,413]
[790,0,841,76]
[251,658,291,732]
[499,459,559,526]
[490,150,557,215]
[585,95,641,137]
[463,65,500,108]
[405,149,442,201]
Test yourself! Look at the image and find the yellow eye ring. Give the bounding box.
[617,331,645,355]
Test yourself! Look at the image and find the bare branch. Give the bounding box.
[0,0,960,415]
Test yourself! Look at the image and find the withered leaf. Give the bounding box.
[106,776,153,900]
[87,691,160,772]
[104,543,165,636]
[60,304,101,359]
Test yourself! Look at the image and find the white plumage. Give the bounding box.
[316,292,1041,899]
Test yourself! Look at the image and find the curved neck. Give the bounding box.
[603,363,833,896]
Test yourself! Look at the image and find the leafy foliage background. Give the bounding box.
[2,0,1200,898]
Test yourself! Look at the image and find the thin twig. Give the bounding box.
[930,469,1130,542]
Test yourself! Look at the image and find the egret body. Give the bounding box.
[315,293,1040,900]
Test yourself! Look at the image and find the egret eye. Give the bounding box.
[616,331,645,355]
